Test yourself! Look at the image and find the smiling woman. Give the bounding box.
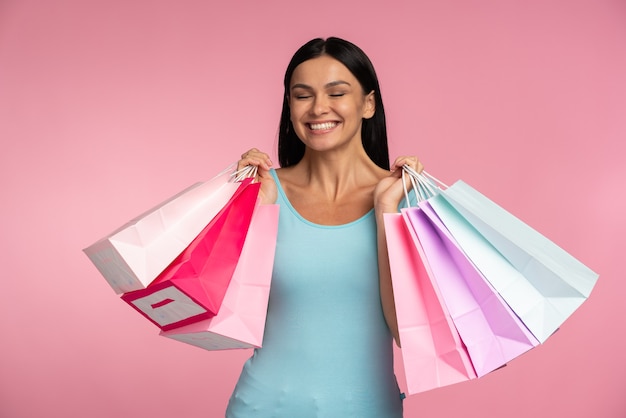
[225,37,424,418]
[278,38,391,170]
[288,56,376,158]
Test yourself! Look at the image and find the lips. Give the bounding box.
[308,121,338,131]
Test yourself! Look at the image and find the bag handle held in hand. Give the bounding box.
[231,165,258,183]
[401,165,448,207]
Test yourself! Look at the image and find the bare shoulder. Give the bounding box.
[370,165,392,182]
[273,166,308,202]
[273,166,296,185]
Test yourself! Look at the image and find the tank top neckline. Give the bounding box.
[269,168,374,229]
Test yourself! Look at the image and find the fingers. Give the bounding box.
[388,155,425,200]
[390,155,424,175]
[238,148,273,171]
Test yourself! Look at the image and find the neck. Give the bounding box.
[294,145,384,202]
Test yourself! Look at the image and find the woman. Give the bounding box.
[226,37,423,417]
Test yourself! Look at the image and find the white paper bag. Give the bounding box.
[83,165,241,294]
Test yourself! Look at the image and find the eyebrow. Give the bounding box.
[291,80,352,90]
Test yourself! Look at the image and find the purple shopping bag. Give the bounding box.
[403,205,539,377]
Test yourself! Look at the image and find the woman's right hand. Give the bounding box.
[237,148,277,205]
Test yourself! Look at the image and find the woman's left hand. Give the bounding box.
[374,155,424,214]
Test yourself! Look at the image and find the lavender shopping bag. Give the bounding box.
[403,205,539,377]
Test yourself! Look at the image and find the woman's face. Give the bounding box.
[288,55,375,155]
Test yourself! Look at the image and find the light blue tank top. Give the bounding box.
[226,169,403,418]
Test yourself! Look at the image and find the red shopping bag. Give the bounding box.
[403,205,539,377]
[385,212,476,395]
[161,203,279,350]
[121,178,260,331]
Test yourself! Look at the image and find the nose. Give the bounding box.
[311,94,329,116]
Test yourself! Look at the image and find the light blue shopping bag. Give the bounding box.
[426,181,599,343]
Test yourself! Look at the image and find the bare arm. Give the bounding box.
[375,206,401,346]
[374,156,424,347]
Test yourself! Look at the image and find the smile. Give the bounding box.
[308,122,338,131]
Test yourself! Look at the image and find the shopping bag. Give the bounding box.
[121,179,260,331]
[429,182,600,343]
[403,205,539,377]
[384,212,476,395]
[83,165,241,294]
[160,203,279,350]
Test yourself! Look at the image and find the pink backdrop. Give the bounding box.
[1,0,624,417]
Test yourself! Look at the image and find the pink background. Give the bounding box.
[1,0,624,417]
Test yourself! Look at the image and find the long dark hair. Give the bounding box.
[277,37,390,170]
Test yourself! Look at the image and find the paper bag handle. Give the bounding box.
[401,165,448,207]
[231,164,258,183]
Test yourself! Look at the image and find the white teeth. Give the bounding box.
[309,122,337,130]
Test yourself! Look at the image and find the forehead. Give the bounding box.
[290,55,358,87]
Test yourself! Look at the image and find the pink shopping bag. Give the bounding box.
[83,165,241,294]
[160,203,279,350]
[121,179,260,331]
[403,205,539,377]
[384,212,476,395]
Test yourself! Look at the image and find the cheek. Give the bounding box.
[288,108,305,136]
[289,104,309,129]
[337,101,365,121]
[289,102,301,120]
[289,109,300,128]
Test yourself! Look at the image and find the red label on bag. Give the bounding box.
[151,298,175,309]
